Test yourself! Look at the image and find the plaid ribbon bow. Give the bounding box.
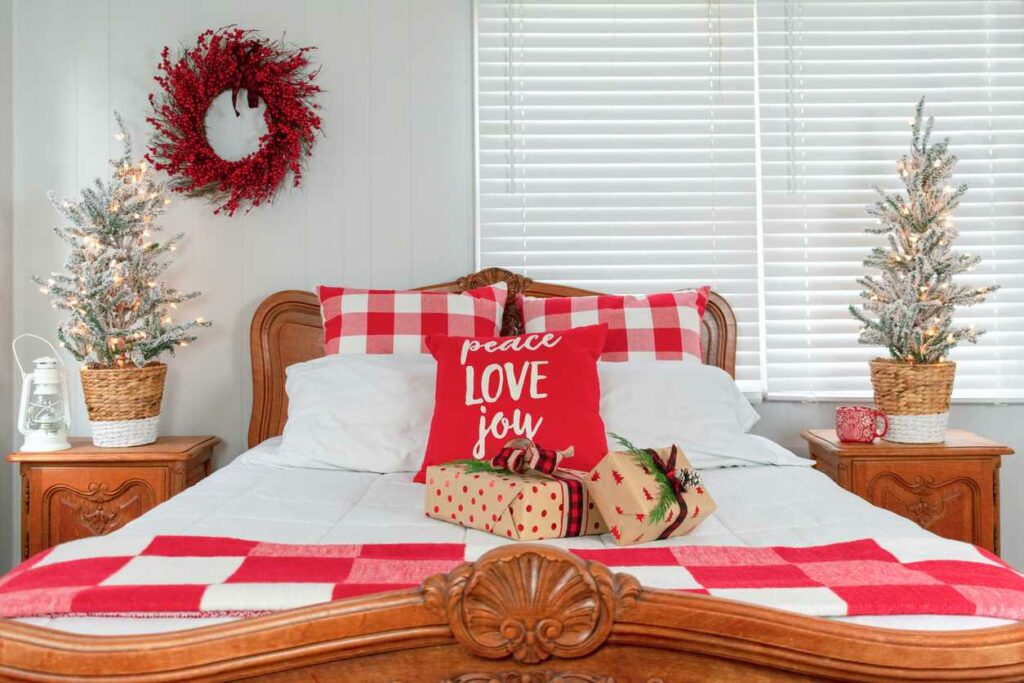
[491,437,574,475]
[230,42,263,116]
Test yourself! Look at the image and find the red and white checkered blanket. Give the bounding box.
[2,535,1023,620]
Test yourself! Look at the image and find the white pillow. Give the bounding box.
[598,361,805,469]
[247,354,436,472]
[600,360,758,436]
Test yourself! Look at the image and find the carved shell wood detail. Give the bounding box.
[868,473,978,531]
[441,677,666,683]
[456,267,533,336]
[47,480,155,537]
[441,673,618,683]
[424,544,641,664]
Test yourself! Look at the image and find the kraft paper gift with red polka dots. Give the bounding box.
[588,442,716,546]
[424,462,608,541]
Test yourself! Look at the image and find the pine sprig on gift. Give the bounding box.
[608,433,678,525]
[448,459,507,474]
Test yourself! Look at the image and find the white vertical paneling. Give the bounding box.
[6,0,475,570]
[0,0,14,570]
[11,0,79,571]
[409,0,473,284]
[337,0,374,288]
[369,0,412,288]
[73,0,109,182]
[304,2,352,289]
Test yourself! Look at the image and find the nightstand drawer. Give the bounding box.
[849,458,996,550]
[28,466,168,552]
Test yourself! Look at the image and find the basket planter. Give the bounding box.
[869,359,955,444]
[79,363,166,447]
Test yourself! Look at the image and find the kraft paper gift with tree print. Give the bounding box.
[587,434,716,546]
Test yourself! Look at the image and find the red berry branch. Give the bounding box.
[146,27,322,216]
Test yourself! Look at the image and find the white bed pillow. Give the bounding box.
[598,361,803,469]
[245,354,437,472]
[599,360,759,436]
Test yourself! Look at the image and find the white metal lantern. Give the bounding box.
[13,334,72,452]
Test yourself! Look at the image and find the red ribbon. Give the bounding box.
[230,42,262,117]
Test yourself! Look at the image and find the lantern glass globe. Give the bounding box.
[26,395,65,433]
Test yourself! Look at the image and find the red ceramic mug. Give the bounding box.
[835,405,888,443]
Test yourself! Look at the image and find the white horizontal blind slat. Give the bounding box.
[759,0,1024,400]
[476,0,763,388]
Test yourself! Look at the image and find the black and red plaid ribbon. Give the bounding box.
[490,437,572,475]
[646,444,702,540]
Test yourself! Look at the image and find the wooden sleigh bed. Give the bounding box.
[2,267,1024,682]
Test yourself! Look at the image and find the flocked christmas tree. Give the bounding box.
[35,113,210,369]
[849,98,997,364]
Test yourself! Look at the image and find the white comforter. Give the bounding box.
[17,438,1014,634]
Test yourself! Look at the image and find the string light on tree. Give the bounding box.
[33,113,211,369]
[849,98,998,364]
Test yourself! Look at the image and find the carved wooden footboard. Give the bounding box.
[2,544,1023,681]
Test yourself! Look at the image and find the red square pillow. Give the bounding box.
[416,324,609,483]
[518,287,710,362]
[316,283,507,354]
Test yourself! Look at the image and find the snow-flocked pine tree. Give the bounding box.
[35,113,210,368]
[849,98,997,364]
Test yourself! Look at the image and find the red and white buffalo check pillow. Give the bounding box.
[317,283,507,354]
[518,286,710,362]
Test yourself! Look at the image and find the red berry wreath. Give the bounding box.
[146,27,322,216]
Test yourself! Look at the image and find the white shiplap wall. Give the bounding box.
[6,0,474,569]
[4,0,1024,576]
[0,0,13,573]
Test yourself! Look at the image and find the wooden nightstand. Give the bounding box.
[7,436,220,560]
[801,429,1013,554]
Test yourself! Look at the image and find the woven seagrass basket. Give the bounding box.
[869,359,955,443]
[80,363,166,447]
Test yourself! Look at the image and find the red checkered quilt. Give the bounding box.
[2,536,1023,620]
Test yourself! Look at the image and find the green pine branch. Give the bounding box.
[447,459,507,474]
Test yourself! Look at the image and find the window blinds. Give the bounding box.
[476,0,1024,399]
[475,0,764,389]
[757,0,1024,399]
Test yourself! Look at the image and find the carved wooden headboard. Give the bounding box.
[248,267,737,447]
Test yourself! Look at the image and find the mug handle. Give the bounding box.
[874,411,889,438]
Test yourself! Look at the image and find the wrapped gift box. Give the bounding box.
[588,441,715,545]
[425,461,608,541]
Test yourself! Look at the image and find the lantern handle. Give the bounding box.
[11,333,65,377]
